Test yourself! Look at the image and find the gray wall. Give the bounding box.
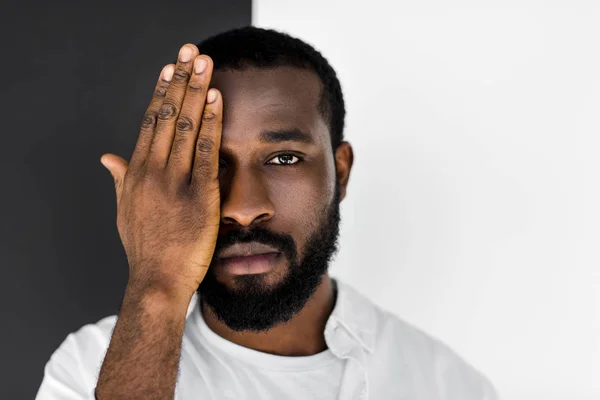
[0,2,251,398]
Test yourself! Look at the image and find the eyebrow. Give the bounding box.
[259,128,314,144]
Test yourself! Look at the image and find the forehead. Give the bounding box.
[209,66,329,147]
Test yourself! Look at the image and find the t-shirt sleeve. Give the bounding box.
[35,317,116,400]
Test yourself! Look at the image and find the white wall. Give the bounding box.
[254,1,600,399]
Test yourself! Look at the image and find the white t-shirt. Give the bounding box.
[193,304,345,399]
[36,279,498,399]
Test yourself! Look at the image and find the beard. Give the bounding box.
[197,182,342,332]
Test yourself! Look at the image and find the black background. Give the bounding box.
[0,2,251,398]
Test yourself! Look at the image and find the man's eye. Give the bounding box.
[268,154,302,165]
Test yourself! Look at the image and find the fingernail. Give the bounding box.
[179,46,193,62]
[207,89,217,103]
[162,65,174,81]
[194,57,207,74]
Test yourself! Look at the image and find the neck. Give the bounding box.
[201,274,337,357]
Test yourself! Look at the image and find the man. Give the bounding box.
[36,27,497,399]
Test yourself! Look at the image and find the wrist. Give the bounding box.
[123,279,194,316]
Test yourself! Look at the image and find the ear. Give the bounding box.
[334,141,354,202]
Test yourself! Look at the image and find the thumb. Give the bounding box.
[100,153,129,208]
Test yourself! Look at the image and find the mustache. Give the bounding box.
[212,227,298,262]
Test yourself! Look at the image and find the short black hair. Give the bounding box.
[196,26,345,151]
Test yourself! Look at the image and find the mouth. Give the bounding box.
[216,252,282,275]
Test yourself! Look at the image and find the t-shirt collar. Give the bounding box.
[326,278,376,355]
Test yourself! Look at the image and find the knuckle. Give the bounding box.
[139,170,164,190]
[196,136,215,154]
[140,159,161,176]
[157,101,178,120]
[154,86,167,98]
[141,111,157,129]
[173,68,190,82]
[176,116,195,133]
[186,81,205,93]
[202,111,217,123]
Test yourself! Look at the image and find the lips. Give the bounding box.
[216,251,281,275]
[217,242,280,260]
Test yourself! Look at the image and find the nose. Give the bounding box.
[220,167,275,227]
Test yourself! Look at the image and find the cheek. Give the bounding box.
[271,175,321,220]
[267,167,332,250]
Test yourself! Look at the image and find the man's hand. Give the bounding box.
[95,43,221,399]
[100,43,222,302]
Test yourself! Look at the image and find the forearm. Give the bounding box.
[95,284,191,399]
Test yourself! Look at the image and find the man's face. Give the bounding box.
[197,66,343,332]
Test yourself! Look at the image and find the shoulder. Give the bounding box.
[381,309,497,398]
[48,314,117,373]
[36,315,117,399]
[36,295,199,399]
[337,280,498,399]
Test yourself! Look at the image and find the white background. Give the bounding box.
[254,1,600,399]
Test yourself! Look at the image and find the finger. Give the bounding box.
[167,55,214,176]
[100,153,129,209]
[129,64,174,171]
[191,89,223,186]
[149,44,199,169]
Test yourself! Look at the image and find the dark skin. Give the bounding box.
[96,43,353,398]
[204,66,353,356]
